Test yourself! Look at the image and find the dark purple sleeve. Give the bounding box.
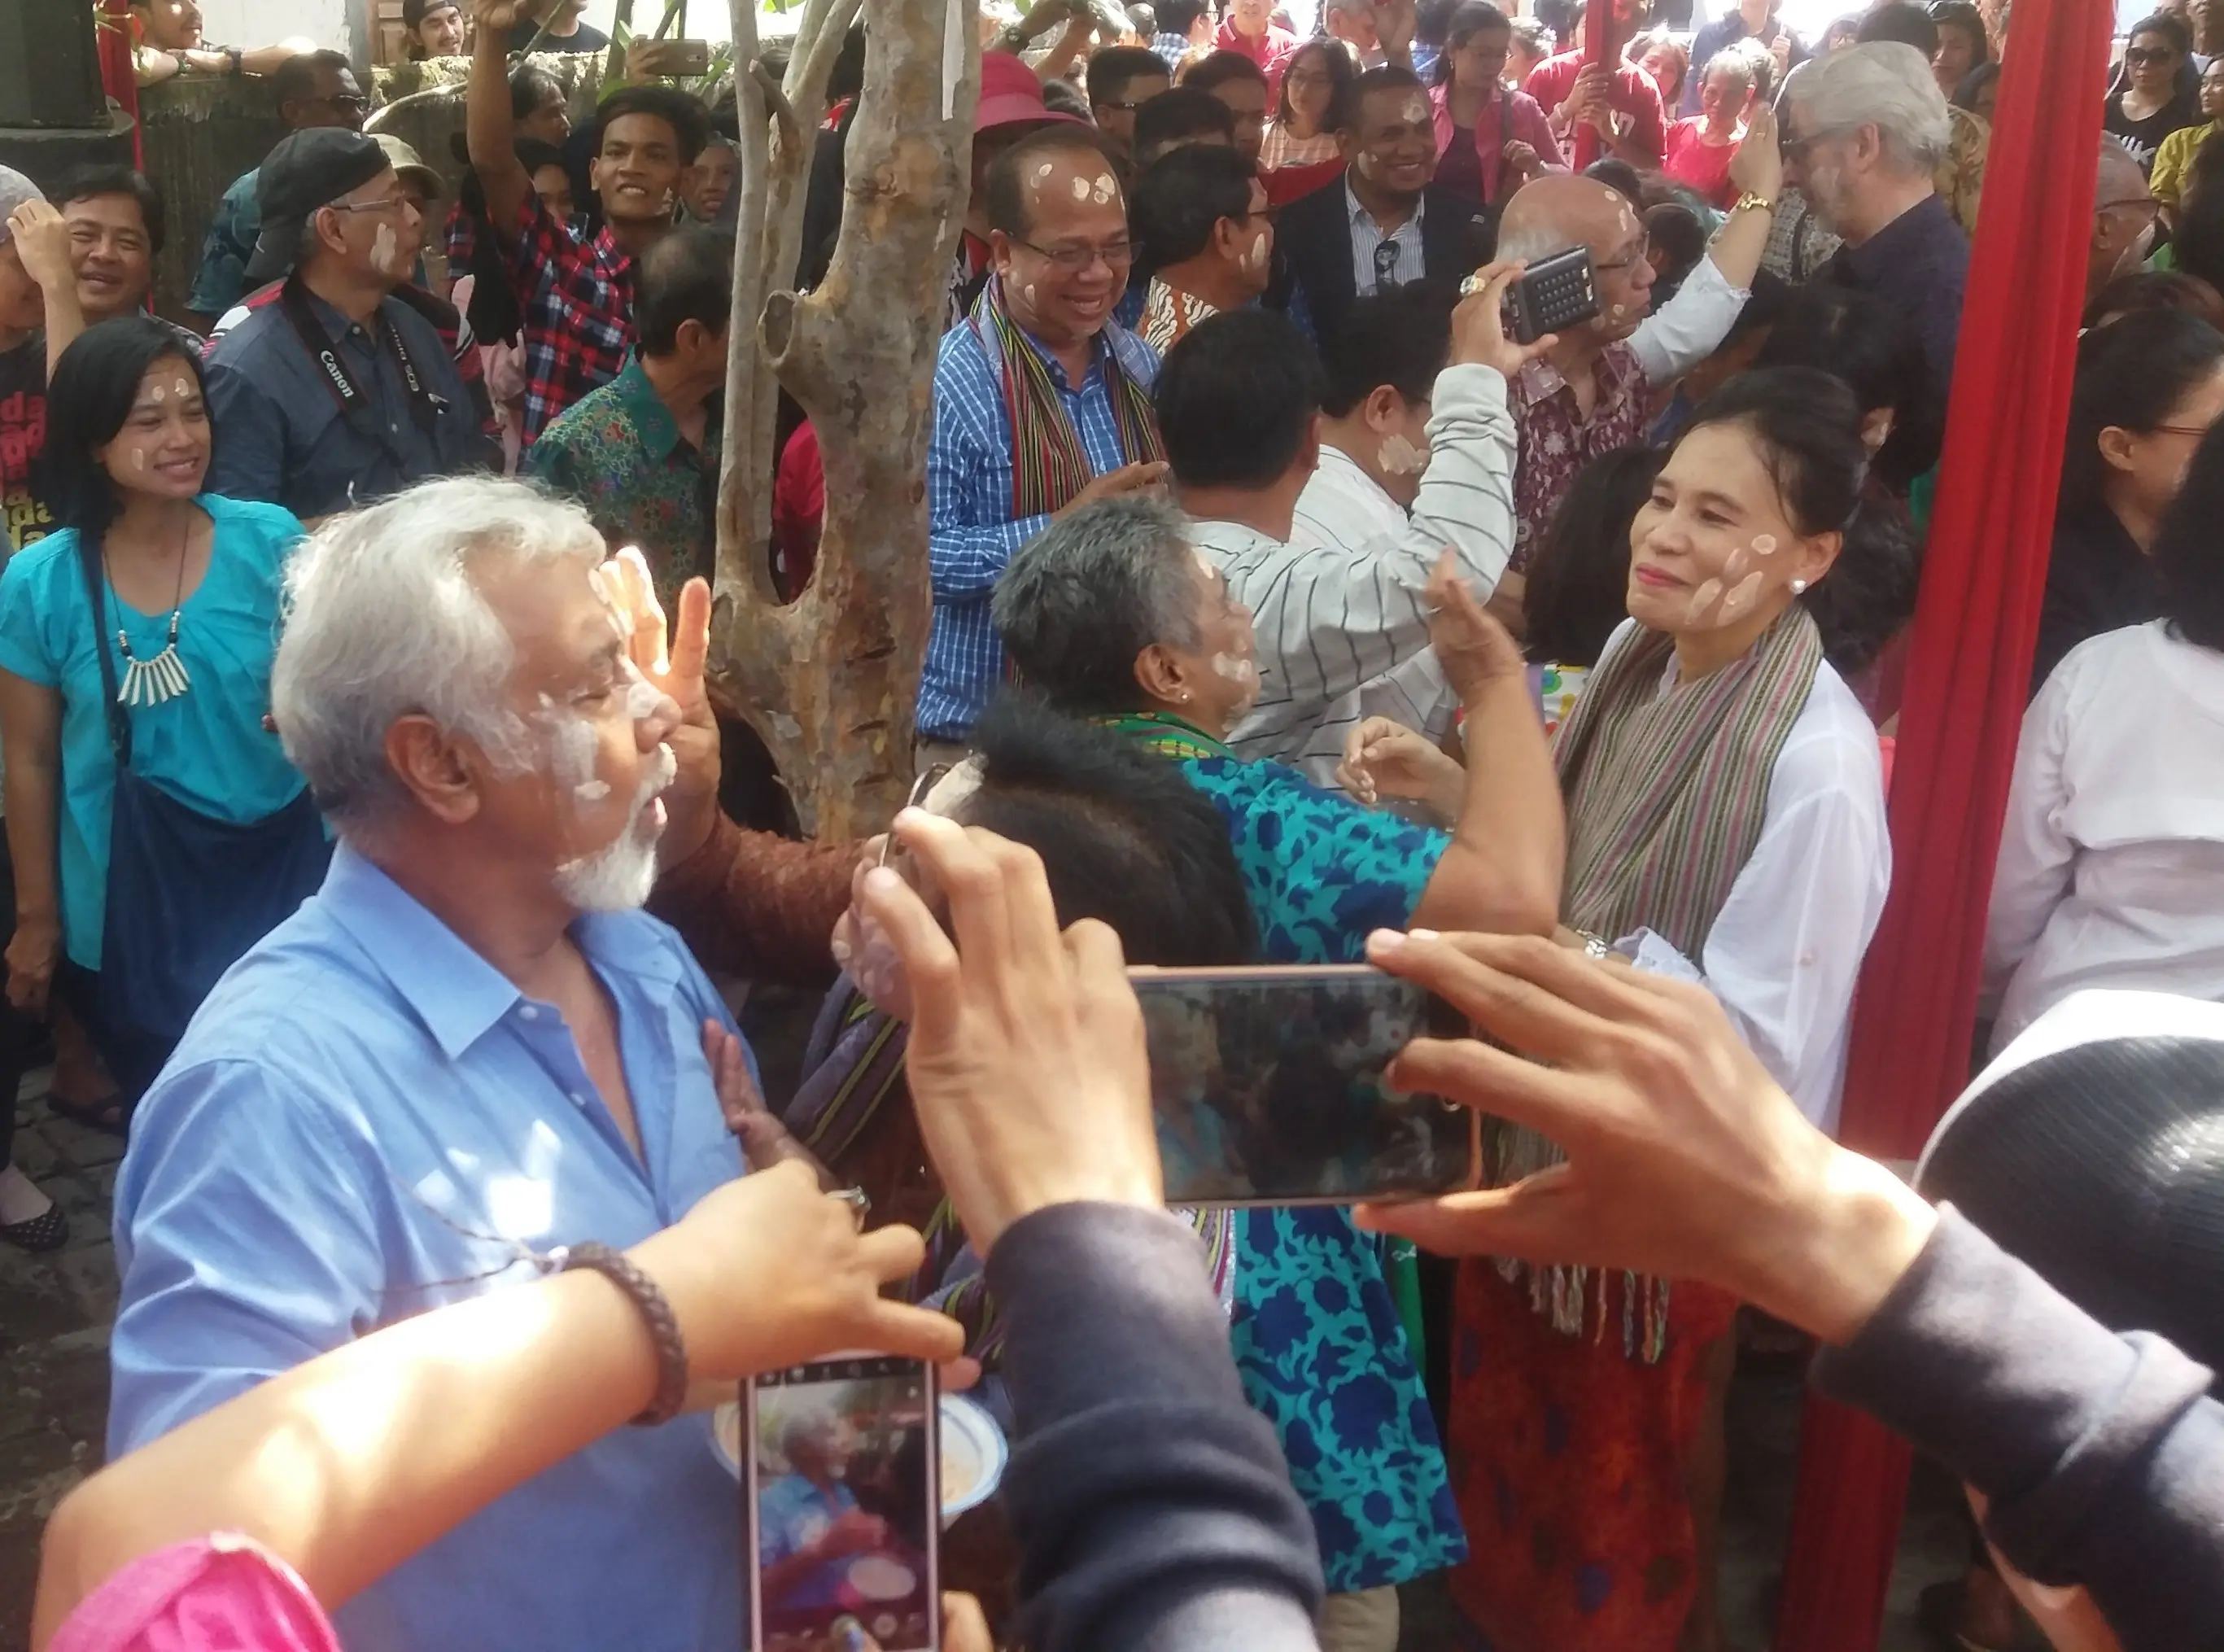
[1811,1207,2224,1651]
[986,1203,1324,1652]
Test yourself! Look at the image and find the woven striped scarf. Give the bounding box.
[970,276,1165,520]
[1097,709,1236,760]
[1488,606,1824,1360]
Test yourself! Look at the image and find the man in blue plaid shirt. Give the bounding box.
[920,127,1171,754]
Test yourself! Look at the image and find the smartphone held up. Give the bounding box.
[1128,964,1479,1208]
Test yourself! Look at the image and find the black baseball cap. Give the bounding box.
[243,127,393,286]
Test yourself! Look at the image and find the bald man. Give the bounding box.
[1489,117,1781,587]
[2091,136,2161,305]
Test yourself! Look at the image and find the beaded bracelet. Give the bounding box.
[556,1242,689,1427]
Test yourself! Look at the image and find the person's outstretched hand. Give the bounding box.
[1728,101,1784,204]
[1336,716,1466,821]
[600,553,722,868]
[1451,260,1558,379]
[629,1159,963,1379]
[1352,929,1937,1345]
[1425,551,1527,705]
[856,809,1163,1254]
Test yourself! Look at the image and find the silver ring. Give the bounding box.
[832,1186,872,1229]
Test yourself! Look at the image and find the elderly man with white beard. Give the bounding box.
[104,476,774,1652]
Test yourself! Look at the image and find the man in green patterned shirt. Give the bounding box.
[527,225,727,610]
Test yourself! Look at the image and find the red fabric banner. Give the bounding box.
[1772,0,2116,1643]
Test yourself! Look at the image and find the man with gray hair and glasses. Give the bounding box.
[105,476,783,1652]
[1780,42,1969,472]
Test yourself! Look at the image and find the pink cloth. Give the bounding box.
[50,1536,340,1652]
[1525,50,1667,162]
[1663,117,1741,206]
[1428,83,1566,204]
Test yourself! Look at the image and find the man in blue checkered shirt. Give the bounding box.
[920,126,1170,751]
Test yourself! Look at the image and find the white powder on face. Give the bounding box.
[1024,282,1038,305]
[1716,570,1765,620]
[1092,173,1117,204]
[1242,228,1269,272]
[150,385,165,404]
[132,448,146,470]
[1210,652,1256,684]
[1378,433,1430,476]
[624,675,664,720]
[1194,548,1218,578]
[1034,162,1056,181]
[543,711,599,793]
[173,378,191,398]
[1607,302,1628,321]
[1071,175,1091,200]
[371,222,400,276]
[1684,577,1724,624]
[1751,533,1777,557]
[574,779,612,802]
[1405,97,1429,124]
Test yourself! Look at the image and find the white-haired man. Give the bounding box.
[104,478,765,1652]
[1780,41,1969,472]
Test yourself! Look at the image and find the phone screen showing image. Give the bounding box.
[745,1357,939,1652]
[1132,967,1478,1206]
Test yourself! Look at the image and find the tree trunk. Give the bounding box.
[714,0,976,841]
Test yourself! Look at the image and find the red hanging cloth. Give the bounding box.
[1772,1,2114,1645]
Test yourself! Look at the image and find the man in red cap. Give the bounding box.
[946,52,1090,326]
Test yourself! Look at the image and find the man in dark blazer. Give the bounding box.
[1269,65,1495,353]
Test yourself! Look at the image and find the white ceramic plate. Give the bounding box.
[711,1392,1007,1525]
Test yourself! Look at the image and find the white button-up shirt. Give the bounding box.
[1984,622,2224,1052]
[1191,361,1520,786]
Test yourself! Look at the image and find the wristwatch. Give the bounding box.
[224,45,244,74]
[1731,190,1777,215]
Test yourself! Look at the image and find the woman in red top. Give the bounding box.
[1663,42,1766,208]
[1429,2,1564,208]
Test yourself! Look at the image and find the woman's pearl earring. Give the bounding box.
[1789,579,1808,595]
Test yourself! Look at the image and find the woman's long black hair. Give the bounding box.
[2057,308,2224,518]
[42,317,210,540]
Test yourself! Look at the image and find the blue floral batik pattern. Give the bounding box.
[1178,752,1468,1591]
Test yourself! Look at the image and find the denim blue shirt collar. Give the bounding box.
[317,842,684,1060]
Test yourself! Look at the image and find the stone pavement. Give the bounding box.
[1,1074,120,1652]
[0,1054,1967,1652]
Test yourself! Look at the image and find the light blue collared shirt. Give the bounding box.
[108,844,751,1652]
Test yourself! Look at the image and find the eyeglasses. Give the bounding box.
[1595,234,1651,274]
[305,93,371,114]
[1015,238,1135,272]
[1779,124,1850,164]
[877,763,953,868]
[326,193,414,217]
[2096,194,2161,218]
[2147,422,2216,436]
[2124,45,2178,65]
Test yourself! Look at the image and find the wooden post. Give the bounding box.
[712,0,978,839]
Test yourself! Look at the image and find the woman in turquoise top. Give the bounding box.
[992,496,1563,1631]
[0,318,319,1113]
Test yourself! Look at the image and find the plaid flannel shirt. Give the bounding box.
[494,190,636,444]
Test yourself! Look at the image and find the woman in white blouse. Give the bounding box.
[1431,368,1893,1652]
[1984,418,2224,1053]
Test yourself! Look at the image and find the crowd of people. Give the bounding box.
[3,0,2224,1649]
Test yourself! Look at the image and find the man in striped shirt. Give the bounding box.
[1151,271,1542,787]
